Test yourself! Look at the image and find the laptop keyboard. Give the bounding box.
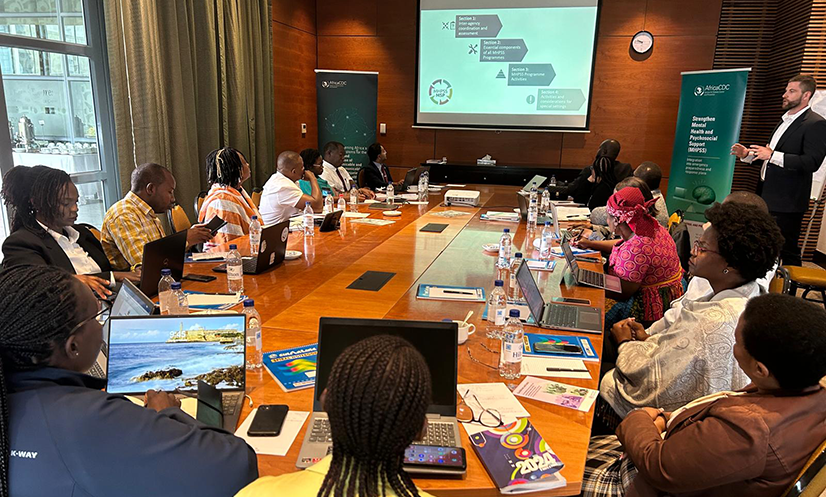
[579,269,605,288]
[222,392,242,415]
[308,418,456,447]
[545,304,579,328]
[88,362,105,379]
[214,258,259,274]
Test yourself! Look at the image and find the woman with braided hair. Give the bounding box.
[237,334,435,497]
[1,165,139,297]
[0,265,257,496]
[198,147,260,247]
[565,139,633,209]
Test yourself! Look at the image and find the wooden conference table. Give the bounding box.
[182,184,605,496]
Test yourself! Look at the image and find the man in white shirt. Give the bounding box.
[319,141,375,199]
[731,74,826,266]
[260,151,324,226]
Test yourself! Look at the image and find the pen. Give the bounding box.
[443,290,475,295]
[546,367,590,373]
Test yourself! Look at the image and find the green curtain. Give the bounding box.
[104,0,274,218]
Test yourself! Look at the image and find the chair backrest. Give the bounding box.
[770,266,792,295]
[76,222,101,241]
[193,190,207,216]
[357,167,366,188]
[251,187,263,208]
[167,204,192,233]
[783,438,826,497]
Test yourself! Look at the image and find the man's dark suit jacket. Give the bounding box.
[360,162,394,190]
[759,108,826,213]
[2,224,112,277]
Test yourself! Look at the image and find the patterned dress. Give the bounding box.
[198,185,261,247]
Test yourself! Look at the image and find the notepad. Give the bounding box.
[420,223,448,233]
[417,284,486,302]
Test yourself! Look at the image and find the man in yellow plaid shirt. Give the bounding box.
[101,163,212,270]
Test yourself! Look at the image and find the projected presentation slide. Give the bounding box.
[416,0,599,130]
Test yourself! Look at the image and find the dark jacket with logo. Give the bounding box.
[6,368,258,497]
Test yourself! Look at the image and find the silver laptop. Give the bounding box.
[522,175,547,192]
[561,240,622,292]
[296,317,461,470]
[516,261,602,334]
[106,314,247,432]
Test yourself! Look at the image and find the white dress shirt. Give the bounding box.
[38,221,103,275]
[743,105,809,180]
[319,160,354,192]
[259,172,304,226]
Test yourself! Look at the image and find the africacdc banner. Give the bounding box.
[315,69,378,177]
[666,68,750,222]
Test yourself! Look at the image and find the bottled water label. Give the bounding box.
[495,308,506,326]
[502,341,522,363]
[227,265,243,280]
[255,330,262,349]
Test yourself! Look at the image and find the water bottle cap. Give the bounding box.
[171,282,181,290]
[161,268,171,275]
[243,299,255,307]
[509,309,520,317]
[515,252,522,258]
[229,244,238,250]
[306,201,310,205]
[494,280,504,286]
[503,228,510,233]
[251,215,257,220]
[545,221,551,226]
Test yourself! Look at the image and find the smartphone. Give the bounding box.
[551,296,591,305]
[403,445,466,471]
[204,215,228,235]
[534,341,583,355]
[247,404,289,437]
[181,273,217,283]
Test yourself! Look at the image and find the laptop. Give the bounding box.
[296,317,461,469]
[212,219,290,275]
[515,261,602,334]
[312,210,343,232]
[561,240,622,292]
[516,192,550,224]
[522,175,547,192]
[106,314,246,432]
[140,230,188,297]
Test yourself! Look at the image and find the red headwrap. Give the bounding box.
[606,187,659,237]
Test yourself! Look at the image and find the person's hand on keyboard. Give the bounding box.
[144,390,181,412]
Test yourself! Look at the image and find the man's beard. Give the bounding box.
[782,96,802,111]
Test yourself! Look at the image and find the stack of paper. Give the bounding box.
[458,383,530,435]
[417,284,485,302]
[555,206,591,220]
[512,377,598,412]
[184,291,245,310]
[480,211,520,222]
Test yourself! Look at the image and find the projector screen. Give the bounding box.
[415,0,600,131]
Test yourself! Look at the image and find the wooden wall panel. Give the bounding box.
[646,0,724,36]
[597,0,646,36]
[273,22,319,158]
[273,0,316,34]
[316,0,377,36]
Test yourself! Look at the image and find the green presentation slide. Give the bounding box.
[417,3,598,129]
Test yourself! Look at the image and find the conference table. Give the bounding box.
[183,184,605,496]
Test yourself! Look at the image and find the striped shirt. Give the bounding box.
[101,191,165,269]
[198,184,260,247]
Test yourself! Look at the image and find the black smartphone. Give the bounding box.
[534,341,583,355]
[403,445,466,470]
[181,273,217,283]
[247,404,289,437]
[551,296,591,305]
[204,215,228,235]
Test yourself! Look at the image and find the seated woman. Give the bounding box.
[1,165,137,297]
[198,147,260,246]
[576,186,683,327]
[588,177,658,240]
[565,139,632,209]
[237,334,435,497]
[0,265,257,496]
[599,201,783,420]
[298,148,333,196]
[582,293,826,497]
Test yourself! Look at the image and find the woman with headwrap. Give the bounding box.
[565,139,633,209]
[576,186,683,328]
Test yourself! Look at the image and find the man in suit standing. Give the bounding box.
[731,74,826,266]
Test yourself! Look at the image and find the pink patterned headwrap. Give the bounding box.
[606,187,659,238]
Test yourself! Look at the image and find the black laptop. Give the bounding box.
[140,230,188,297]
[213,219,290,275]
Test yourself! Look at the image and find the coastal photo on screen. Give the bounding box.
[107,315,245,394]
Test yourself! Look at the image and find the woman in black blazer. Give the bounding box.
[1,165,137,295]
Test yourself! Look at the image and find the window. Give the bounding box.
[0,0,118,241]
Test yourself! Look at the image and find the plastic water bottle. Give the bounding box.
[226,244,244,294]
[158,269,176,315]
[249,215,262,256]
[486,280,507,339]
[303,201,314,237]
[529,186,538,204]
[549,175,557,186]
[337,194,346,212]
[527,197,538,230]
[323,193,334,214]
[421,171,430,191]
[540,188,551,215]
[170,282,189,315]
[509,253,523,301]
[418,174,428,201]
[497,228,512,269]
[540,221,553,260]
[386,182,394,206]
[499,309,524,379]
[242,299,263,370]
[350,186,358,207]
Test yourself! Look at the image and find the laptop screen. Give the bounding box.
[550,203,561,239]
[106,315,246,394]
[314,318,458,416]
[111,280,155,317]
[561,240,579,274]
[516,262,545,323]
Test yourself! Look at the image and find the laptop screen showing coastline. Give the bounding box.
[106,315,246,395]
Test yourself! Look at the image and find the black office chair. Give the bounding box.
[193,190,207,216]
[357,168,367,189]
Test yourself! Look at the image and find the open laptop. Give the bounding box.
[296,317,460,469]
[106,314,246,432]
[515,261,602,334]
[522,175,547,192]
[140,230,188,297]
[561,240,622,292]
[516,192,550,224]
[212,219,289,274]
